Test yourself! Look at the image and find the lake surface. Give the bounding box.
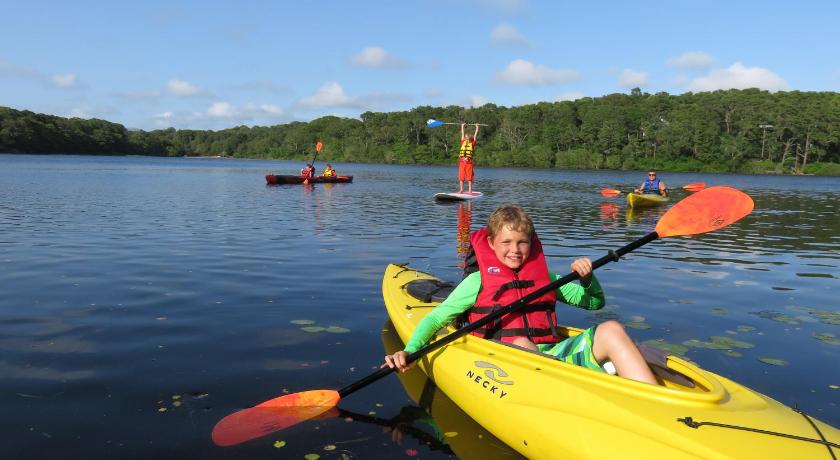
[0,154,838,459]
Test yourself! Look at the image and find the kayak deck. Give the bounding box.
[382,263,840,459]
[627,192,668,208]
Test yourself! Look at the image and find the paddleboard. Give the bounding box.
[434,191,483,201]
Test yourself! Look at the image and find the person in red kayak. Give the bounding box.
[458,123,479,194]
[635,169,668,196]
[382,204,658,385]
[322,164,336,178]
[300,163,315,179]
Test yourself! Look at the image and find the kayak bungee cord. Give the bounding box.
[677,412,839,458]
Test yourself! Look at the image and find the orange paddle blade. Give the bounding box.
[655,186,753,238]
[600,189,622,197]
[315,142,323,152]
[211,389,340,447]
[683,182,706,192]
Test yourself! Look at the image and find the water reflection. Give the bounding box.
[456,202,473,268]
[599,202,620,229]
[382,320,525,459]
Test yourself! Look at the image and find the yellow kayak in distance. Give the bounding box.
[627,192,669,208]
[382,263,840,460]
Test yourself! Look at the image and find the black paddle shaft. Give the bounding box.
[338,231,660,398]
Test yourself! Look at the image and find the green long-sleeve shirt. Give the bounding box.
[404,271,605,353]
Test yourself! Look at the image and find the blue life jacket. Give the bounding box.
[642,178,661,194]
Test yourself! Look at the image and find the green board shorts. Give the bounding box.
[537,326,605,372]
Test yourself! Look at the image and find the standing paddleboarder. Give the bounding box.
[458,123,479,194]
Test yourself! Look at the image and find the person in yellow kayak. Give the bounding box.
[382,205,658,385]
[635,169,668,196]
[322,164,336,178]
[458,123,479,194]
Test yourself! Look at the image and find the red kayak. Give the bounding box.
[265,175,353,185]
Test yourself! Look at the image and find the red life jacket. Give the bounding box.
[467,227,559,344]
[300,167,311,178]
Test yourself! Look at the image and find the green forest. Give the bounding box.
[2,88,839,175]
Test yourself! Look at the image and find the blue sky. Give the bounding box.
[1,0,838,130]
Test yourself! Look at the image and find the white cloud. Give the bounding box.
[350,47,406,69]
[297,82,358,108]
[557,91,585,102]
[618,68,648,87]
[207,102,236,118]
[206,101,285,119]
[686,62,788,92]
[167,79,206,97]
[669,51,715,70]
[155,111,174,119]
[496,59,580,86]
[490,23,530,47]
[51,73,78,89]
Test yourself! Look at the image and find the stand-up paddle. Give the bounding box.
[426,119,488,128]
[211,186,755,447]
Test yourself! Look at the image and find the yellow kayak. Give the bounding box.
[382,263,840,459]
[627,192,669,208]
[382,319,525,459]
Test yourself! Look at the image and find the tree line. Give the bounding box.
[2,88,838,175]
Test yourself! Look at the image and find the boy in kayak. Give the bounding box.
[383,205,658,385]
[635,170,667,196]
[458,123,479,194]
[323,164,336,178]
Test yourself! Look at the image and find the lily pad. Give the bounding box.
[625,321,651,330]
[788,306,840,326]
[758,357,788,366]
[813,332,840,345]
[711,307,729,315]
[304,454,320,460]
[722,350,742,357]
[683,339,730,350]
[709,336,754,349]
[736,325,756,333]
[683,336,754,350]
[323,445,336,451]
[273,440,286,448]
[641,339,688,356]
[750,310,799,325]
[301,326,326,333]
[291,319,316,325]
[325,326,350,333]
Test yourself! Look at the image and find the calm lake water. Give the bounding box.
[0,154,838,459]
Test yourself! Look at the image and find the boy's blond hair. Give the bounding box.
[486,205,534,240]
